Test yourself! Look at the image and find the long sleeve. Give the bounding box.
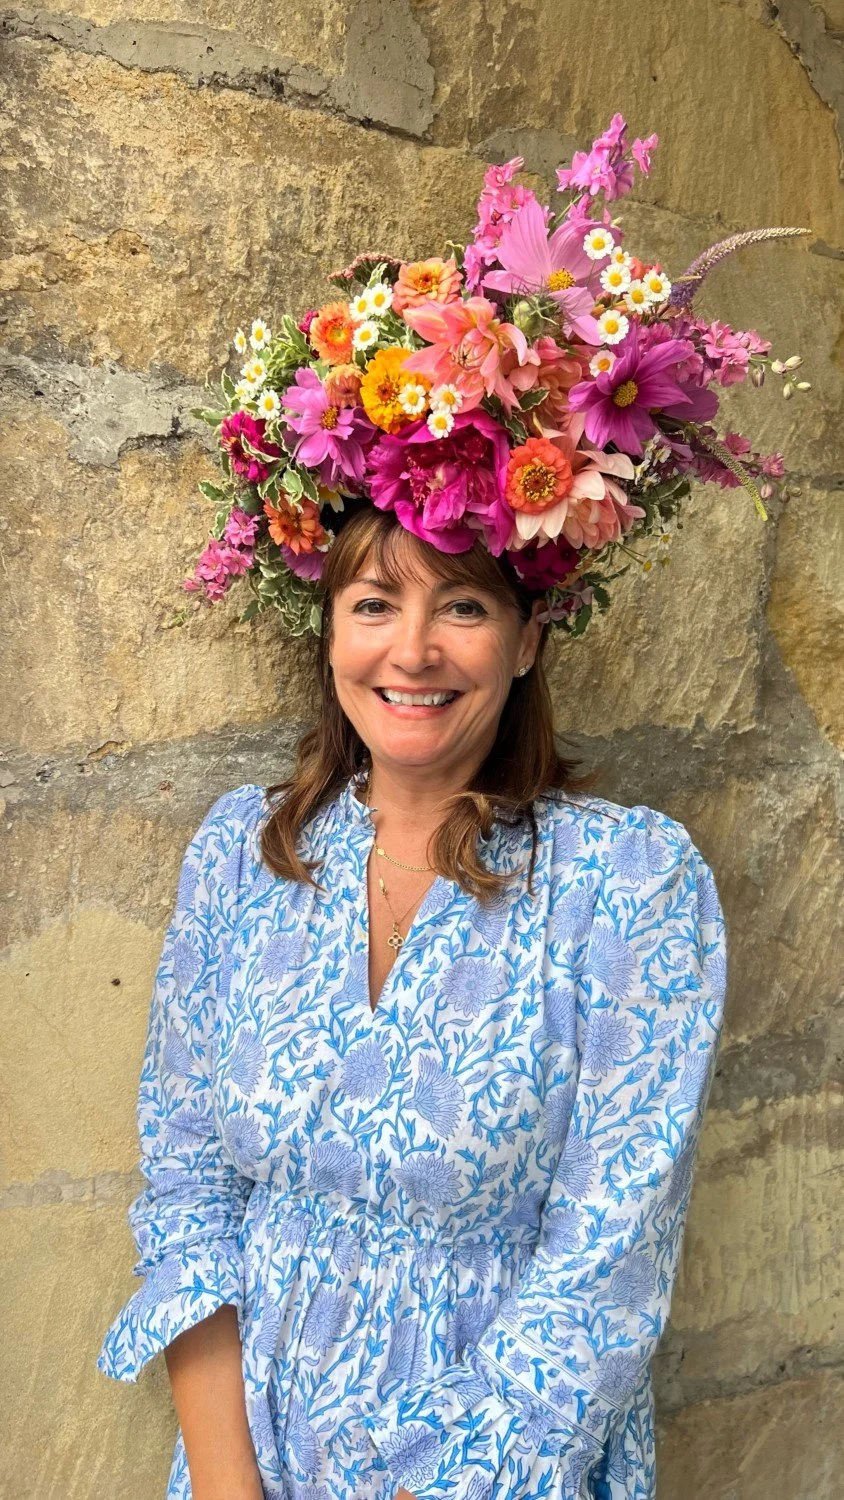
[96,783,267,1384]
[360,802,728,1498]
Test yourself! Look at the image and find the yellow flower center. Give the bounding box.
[547,269,576,291]
[322,405,340,429]
[522,462,558,501]
[613,379,639,408]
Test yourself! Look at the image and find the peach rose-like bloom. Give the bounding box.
[402,296,538,415]
[392,256,463,314]
[263,496,328,554]
[323,362,363,408]
[308,302,356,366]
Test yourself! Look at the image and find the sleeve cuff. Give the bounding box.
[96,1237,244,1384]
[359,1347,603,1500]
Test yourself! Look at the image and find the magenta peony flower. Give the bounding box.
[568,324,696,456]
[220,411,282,485]
[365,410,512,555]
[507,535,582,590]
[281,367,378,488]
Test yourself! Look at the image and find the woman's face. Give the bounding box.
[328,544,545,780]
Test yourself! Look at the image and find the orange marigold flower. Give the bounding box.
[359,347,425,434]
[323,362,363,408]
[308,302,356,366]
[263,496,328,554]
[392,256,463,314]
[506,437,574,514]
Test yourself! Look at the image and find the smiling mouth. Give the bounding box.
[374,688,462,707]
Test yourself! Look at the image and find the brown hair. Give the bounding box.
[260,506,598,899]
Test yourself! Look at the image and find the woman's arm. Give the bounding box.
[164,1306,263,1500]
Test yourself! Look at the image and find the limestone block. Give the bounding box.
[547,482,765,734]
[0,1202,176,1498]
[768,488,844,751]
[0,403,316,756]
[657,1368,844,1499]
[668,770,843,1044]
[1,42,481,378]
[661,1093,844,1404]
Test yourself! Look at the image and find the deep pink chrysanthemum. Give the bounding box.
[567,324,697,455]
[365,410,512,555]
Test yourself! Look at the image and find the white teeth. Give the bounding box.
[380,689,456,706]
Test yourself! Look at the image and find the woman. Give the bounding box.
[97,506,727,1500]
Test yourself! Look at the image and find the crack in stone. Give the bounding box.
[769,0,844,176]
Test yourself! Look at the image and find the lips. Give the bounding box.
[374,687,462,709]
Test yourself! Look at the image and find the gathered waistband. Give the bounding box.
[246,1182,541,1254]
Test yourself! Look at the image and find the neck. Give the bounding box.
[361,756,480,838]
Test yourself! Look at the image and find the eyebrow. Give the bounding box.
[351,575,478,595]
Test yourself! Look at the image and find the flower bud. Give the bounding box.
[510,299,545,338]
[759,482,774,500]
[784,355,803,370]
[750,366,765,388]
[796,380,812,391]
[771,359,786,375]
[782,382,795,400]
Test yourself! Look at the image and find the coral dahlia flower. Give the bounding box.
[308,301,357,365]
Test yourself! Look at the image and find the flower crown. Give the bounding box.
[185,114,810,638]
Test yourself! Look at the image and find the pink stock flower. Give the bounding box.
[481,197,603,345]
[631,133,659,174]
[568,324,697,455]
[723,432,753,457]
[281,367,378,487]
[401,296,539,415]
[465,156,553,293]
[556,115,658,204]
[365,409,513,555]
[220,411,282,485]
[762,453,785,477]
[184,538,254,602]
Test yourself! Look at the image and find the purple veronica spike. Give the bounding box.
[668,226,811,310]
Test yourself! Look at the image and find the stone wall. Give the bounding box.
[1,1,843,1495]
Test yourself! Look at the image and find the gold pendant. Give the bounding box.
[387,927,403,951]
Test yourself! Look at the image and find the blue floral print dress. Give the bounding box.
[97,770,727,1500]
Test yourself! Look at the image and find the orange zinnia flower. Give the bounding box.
[263,497,328,554]
[308,302,356,366]
[392,256,463,314]
[359,347,424,434]
[505,437,574,513]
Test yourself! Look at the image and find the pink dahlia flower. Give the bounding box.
[567,324,696,456]
[365,409,512,555]
[220,411,282,485]
[401,296,539,416]
[481,197,603,345]
[281,367,378,488]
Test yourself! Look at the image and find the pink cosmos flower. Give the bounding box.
[280,543,326,581]
[220,411,282,485]
[464,156,552,293]
[281,367,378,487]
[401,297,539,415]
[568,324,696,455]
[481,197,603,345]
[365,409,512,555]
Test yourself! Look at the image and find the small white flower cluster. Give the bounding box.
[770,354,811,400]
[396,379,465,437]
[232,319,275,407]
[349,281,394,353]
[582,231,672,343]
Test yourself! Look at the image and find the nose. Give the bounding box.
[387,606,442,675]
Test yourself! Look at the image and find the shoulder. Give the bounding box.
[184,783,273,900]
[535,787,708,876]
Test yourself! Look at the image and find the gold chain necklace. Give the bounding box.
[363,770,435,952]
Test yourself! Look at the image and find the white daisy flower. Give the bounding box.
[242,358,267,388]
[583,228,615,260]
[256,389,281,417]
[599,263,632,295]
[235,380,256,403]
[430,383,463,413]
[233,328,249,355]
[249,319,271,351]
[349,292,371,322]
[597,309,630,345]
[643,270,672,303]
[589,349,617,378]
[352,320,379,351]
[367,282,394,317]
[398,382,428,416]
[427,408,455,437]
[610,247,632,270]
[624,281,650,314]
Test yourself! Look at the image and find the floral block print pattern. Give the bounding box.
[97,773,727,1500]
